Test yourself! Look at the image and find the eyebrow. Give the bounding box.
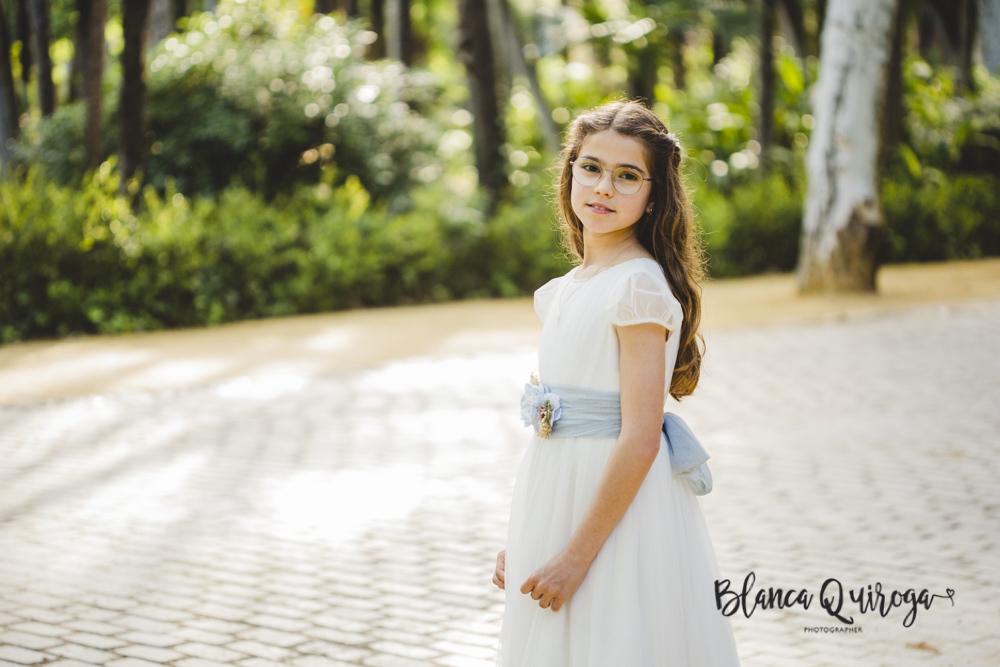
[579,155,648,175]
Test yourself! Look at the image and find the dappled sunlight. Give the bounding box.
[253,466,434,544]
[215,372,308,399]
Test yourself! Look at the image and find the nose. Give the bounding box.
[593,168,615,196]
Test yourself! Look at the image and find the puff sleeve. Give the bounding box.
[606,267,683,331]
[533,276,562,323]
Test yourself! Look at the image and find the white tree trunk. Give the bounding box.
[148,0,173,49]
[797,0,896,293]
[981,0,1000,73]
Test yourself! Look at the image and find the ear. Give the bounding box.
[646,202,654,213]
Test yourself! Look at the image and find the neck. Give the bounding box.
[581,228,638,269]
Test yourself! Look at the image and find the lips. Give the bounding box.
[587,202,615,213]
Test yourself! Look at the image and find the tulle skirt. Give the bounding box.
[498,433,741,666]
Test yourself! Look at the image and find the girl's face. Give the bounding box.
[570,130,653,238]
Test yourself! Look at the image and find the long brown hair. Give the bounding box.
[555,100,706,401]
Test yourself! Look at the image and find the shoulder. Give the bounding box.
[605,258,684,330]
[533,269,576,323]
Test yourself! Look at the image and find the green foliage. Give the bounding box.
[16,0,455,205]
[882,168,1000,262]
[6,1,1000,346]
[901,58,1000,174]
[693,168,803,278]
[0,162,569,344]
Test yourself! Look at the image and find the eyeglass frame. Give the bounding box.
[569,158,653,196]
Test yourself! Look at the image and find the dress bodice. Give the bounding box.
[533,257,684,404]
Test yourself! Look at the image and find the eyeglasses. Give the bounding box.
[570,158,652,195]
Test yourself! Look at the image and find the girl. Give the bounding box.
[493,101,741,665]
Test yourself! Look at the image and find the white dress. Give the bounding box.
[498,257,741,666]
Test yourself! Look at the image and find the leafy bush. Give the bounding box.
[882,168,1000,262]
[0,161,570,344]
[693,168,803,278]
[15,0,454,205]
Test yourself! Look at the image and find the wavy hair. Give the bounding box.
[555,100,706,401]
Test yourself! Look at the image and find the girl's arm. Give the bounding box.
[519,322,667,611]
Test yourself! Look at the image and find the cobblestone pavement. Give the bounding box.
[1,298,998,667]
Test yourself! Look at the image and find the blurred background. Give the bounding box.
[0,0,998,344]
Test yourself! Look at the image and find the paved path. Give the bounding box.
[1,298,998,666]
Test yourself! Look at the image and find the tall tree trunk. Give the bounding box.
[16,0,31,101]
[881,0,907,172]
[1,0,20,178]
[495,0,558,153]
[314,0,334,14]
[28,0,54,116]
[69,0,83,102]
[956,0,976,91]
[627,43,656,107]
[457,0,504,209]
[171,0,185,26]
[712,29,728,65]
[81,0,106,169]
[669,27,686,90]
[386,0,411,65]
[148,0,173,46]
[368,0,384,58]
[119,0,150,193]
[758,0,777,169]
[777,0,808,56]
[816,0,826,46]
[339,0,358,16]
[982,0,1000,72]
[797,0,896,294]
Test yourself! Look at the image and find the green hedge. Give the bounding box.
[0,163,570,343]
[3,157,999,344]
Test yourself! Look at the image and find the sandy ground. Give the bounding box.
[2,257,998,406]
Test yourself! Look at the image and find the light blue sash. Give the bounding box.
[523,382,714,496]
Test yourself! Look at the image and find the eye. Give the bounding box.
[580,161,600,173]
[618,170,641,181]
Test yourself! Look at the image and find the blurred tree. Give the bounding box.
[0,0,18,177]
[120,0,149,191]
[16,0,30,103]
[496,0,558,152]
[368,0,384,58]
[458,0,504,208]
[386,0,411,65]
[777,0,807,56]
[918,0,978,91]
[75,0,106,168]
[28,0,54,115]
[668,24,686,90]
[150,0,175,44]
[758,0,777,167]
[798,0,897,293]
[881,0,912,171]
[984,0,1000,71]
[316,0,357,15]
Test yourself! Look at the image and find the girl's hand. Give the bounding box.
[493,549,506,590]
[519,550,589,611]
